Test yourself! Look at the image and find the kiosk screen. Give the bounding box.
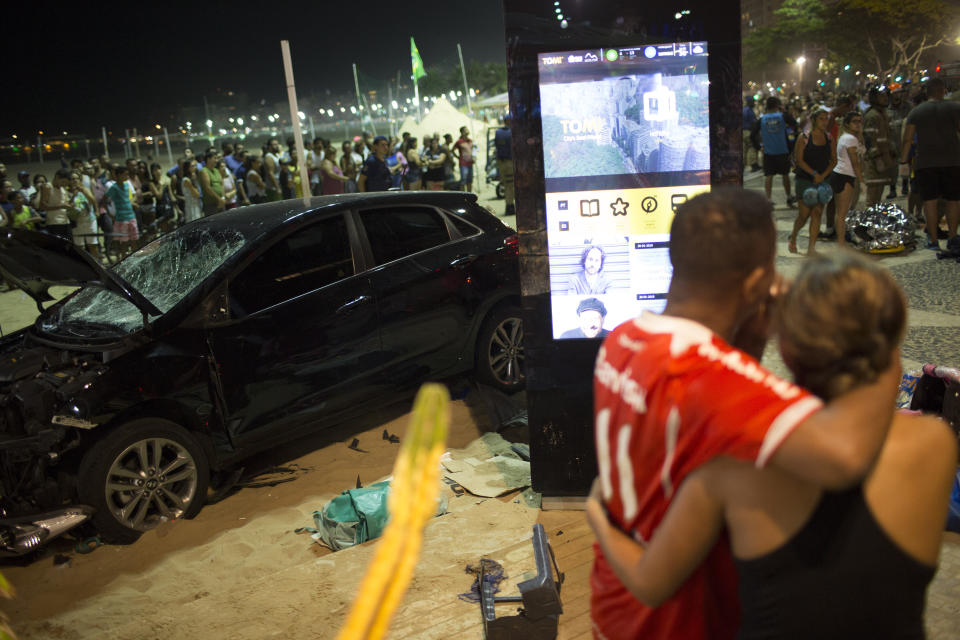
[538,42,710,340]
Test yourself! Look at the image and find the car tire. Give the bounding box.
[77,418,209,544]
[496,182,505,199]
[475,304,525,393]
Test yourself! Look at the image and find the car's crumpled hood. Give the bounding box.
[0,228,161,316]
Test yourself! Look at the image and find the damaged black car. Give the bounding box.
[0,192,523,552]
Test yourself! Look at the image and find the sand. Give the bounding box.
[3,391,537,640]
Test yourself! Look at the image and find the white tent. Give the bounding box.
[397,97,491,166]
[475,92,509,108]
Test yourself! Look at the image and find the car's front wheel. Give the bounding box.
[78,418,209,544]
[475,304,525,393]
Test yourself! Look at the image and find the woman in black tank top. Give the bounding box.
[788,108,836,255]
[586,252,957,639]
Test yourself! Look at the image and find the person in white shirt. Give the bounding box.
[829,111,866,247]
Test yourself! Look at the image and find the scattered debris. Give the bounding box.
[356,475,363,489]
[510,443,531,461]
[234,465,307,489]
[347,438,367,453]
[75,536,102,555]
[458,558,507,603]
[382,429,400,444]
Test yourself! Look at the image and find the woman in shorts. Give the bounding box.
[788,107,836,255]
[829,111,865,247]
[587,251,956,639]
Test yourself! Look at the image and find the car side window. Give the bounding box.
[359,207,452,265]
[230,214,354,315]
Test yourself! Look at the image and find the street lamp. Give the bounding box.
[796,56,806,92]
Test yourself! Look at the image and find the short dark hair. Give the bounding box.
[580,245,606,270]
[669,188,776,289]
[927,77,946,94]
[765,96,781,111]
[373,135,388,145]
[55,168,72,180]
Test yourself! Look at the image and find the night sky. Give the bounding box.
[4,0,509,136]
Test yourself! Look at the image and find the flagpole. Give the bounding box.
[388,83,395,138]
[353,63,365,132]
[457,43,473,116]
[163,127,174,166]
[281,39,311,207]
[414,80,422,124]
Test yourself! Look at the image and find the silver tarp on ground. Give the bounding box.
[845,202,916,252]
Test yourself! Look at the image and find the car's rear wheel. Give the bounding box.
[475,304,525,393]
[78,418,209,544]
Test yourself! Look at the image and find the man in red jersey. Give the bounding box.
[590,188,900,640]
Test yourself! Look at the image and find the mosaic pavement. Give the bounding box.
[748,172,960,640]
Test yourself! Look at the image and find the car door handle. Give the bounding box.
[336,295,373,314]
[449,254,478,269]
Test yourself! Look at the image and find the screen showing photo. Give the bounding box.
[538,42,711,340]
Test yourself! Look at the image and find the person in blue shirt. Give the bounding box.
[752,96,798,207]
[224,143,244,175]
[357,136,397,192]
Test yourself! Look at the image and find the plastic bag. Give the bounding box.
[312,481,392,551]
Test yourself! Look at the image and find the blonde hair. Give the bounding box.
[777,251,905,401]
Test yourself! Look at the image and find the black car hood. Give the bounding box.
[0,228,161,316]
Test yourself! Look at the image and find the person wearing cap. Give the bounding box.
[788,107,836,255]
[560,297,609,339]
[16,170,36,204]
[357,135,395,192]
[752,97,797,208]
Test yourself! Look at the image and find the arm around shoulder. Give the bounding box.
[586,469,726,607]
[770,360,901,489]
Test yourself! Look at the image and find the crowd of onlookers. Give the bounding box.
[744,78,960,255]
[0,128,478,263]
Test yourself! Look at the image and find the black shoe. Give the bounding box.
[886,190,898,199]
[750,164,762,172]
[821,229,837,240]
[786,195,797,207]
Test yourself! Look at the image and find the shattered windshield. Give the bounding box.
[41,225,252,337]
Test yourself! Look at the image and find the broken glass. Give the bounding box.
[42,225,251,336]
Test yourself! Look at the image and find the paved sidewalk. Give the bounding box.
[743,169,960,640]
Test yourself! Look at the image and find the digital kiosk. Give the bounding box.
[503,0,743,499]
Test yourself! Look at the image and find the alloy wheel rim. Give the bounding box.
[488,317,524,386]
[104,437,198,532]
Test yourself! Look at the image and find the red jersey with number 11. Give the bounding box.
[590,312,822,640]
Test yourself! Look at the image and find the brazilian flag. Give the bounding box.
[411,37,426,81]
